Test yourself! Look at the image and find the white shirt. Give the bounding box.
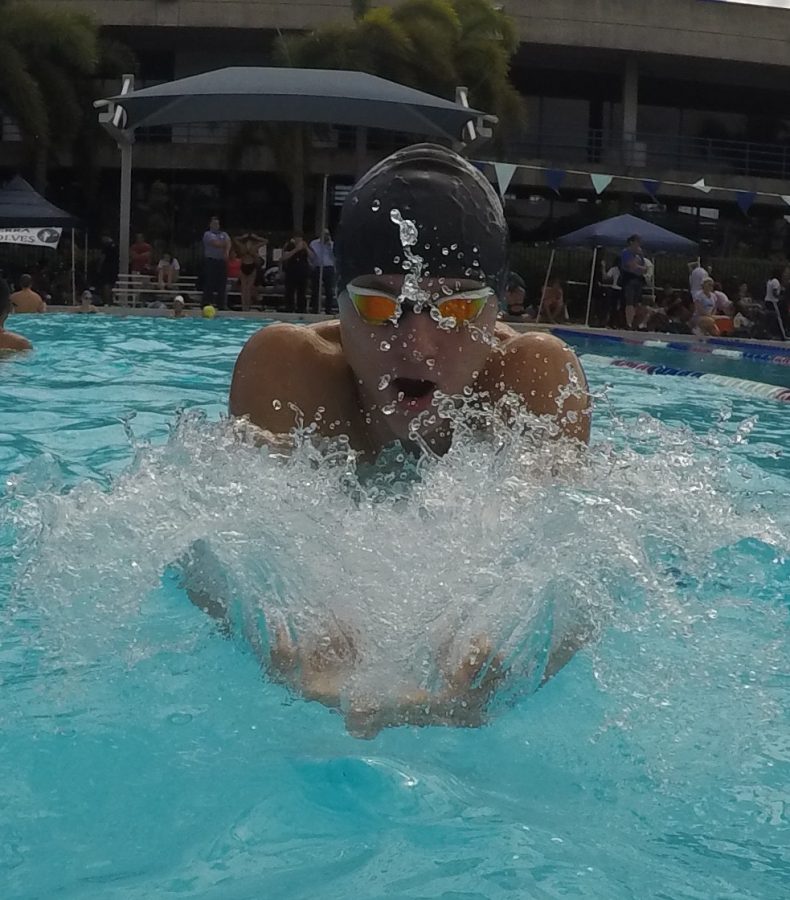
[309,239,335,269]
[689,265,709,296]
[157,257,180,274]
[765,277,782,304]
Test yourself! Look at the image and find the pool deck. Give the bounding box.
[42,305,790,361]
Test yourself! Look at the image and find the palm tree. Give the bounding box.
[0,1,129,189]
[266,0,522,226]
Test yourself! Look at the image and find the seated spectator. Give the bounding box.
[663,297,694,335]
[691,277,720,336]
[10,274,46,313]
[0,280,32,351]
[157,252,180,289]
[130,233,154,275]
[502,272,531,320]
[539,277,568,324]
[763,268,788,338]
[74,289,99,314]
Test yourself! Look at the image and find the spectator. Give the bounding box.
[130,233,154,275]
[156,252,180,289]
[539,277,568,324]
[664,297,694,335]
[227,248,241,282]
[234,232,267,312]
[502,272,529,320]
[202,216,231,310]
[764,267,787,339]
[688,259,709,297]
[10,274,46,313]
[619,234,648,329]
[281,232,310,314]
[691,278,720,336]
[309,229,336,315]
[0,278,32,351]
[765,268,783,307]
[597,256,621,326]
[97,234,119,306]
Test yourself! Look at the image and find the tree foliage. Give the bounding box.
[281,0,523,131]
[0,0,136,187]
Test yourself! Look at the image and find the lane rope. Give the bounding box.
[581,354,790,403]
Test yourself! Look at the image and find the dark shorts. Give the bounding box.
[622,278,643,307]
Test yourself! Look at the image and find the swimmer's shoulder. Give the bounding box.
[481,326,591,442]
[229,321,351,433]
[0,331,32,352]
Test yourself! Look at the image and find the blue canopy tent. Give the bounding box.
[0,176,82,303]
[542,214,698,326]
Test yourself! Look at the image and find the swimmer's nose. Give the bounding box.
[398,307,441,357]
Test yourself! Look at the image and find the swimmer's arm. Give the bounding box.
[487,332,591,443]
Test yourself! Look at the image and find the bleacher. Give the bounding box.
[111,272,287,310]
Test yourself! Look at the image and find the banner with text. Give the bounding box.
[0,227,62,248]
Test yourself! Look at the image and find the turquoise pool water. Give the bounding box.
[1,315,789,899]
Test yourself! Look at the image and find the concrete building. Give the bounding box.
[13,0,790,252]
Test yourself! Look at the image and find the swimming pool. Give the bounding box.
[2,314,788,899]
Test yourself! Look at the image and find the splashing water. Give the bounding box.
[2,317,790,898]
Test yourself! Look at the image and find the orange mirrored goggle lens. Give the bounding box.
[349,290,490,326]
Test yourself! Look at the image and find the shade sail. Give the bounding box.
[555,214,697,253]
[108,67,483,138]
[0,176,78,227]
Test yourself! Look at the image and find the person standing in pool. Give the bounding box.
[225,144,591,734]
[0,282,32,351]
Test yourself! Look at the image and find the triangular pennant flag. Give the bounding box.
[642,179,661,200]
[493,162,517,199]
[736,190,757,215]
[781,195,790,207]
[545,168,566,195]
[692,178,712,194]
[590,173,613,195]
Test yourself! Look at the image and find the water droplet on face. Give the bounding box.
[426,358,436,369]
[450,243,458,250]
[442,248,450,256]
[374,266,382,276]
[380,340,391,351]
[371,199,381,211]
[396,391,405,402]
[381,402,396,416]
[378,374,391,390]
[272,399,282,410]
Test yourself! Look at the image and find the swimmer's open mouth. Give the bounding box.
[393,377,436,399]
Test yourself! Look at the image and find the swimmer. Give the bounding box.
[222,145,591,734]
[74,290,99,314]
[0,280,32,351]
[9,274,46,314]
[230,144,590,456]
[172,295,187,318]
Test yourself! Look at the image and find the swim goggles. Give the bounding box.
[347,283,492,327]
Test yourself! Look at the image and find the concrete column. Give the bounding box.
[622,56,639,164]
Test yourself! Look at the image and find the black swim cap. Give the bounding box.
[336,143,508,296]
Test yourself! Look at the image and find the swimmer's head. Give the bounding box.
[336,144,508,448]
[336,143,508,297]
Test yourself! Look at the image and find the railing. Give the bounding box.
[507,128,790,181]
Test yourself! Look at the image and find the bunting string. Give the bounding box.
[475,159,790,208]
